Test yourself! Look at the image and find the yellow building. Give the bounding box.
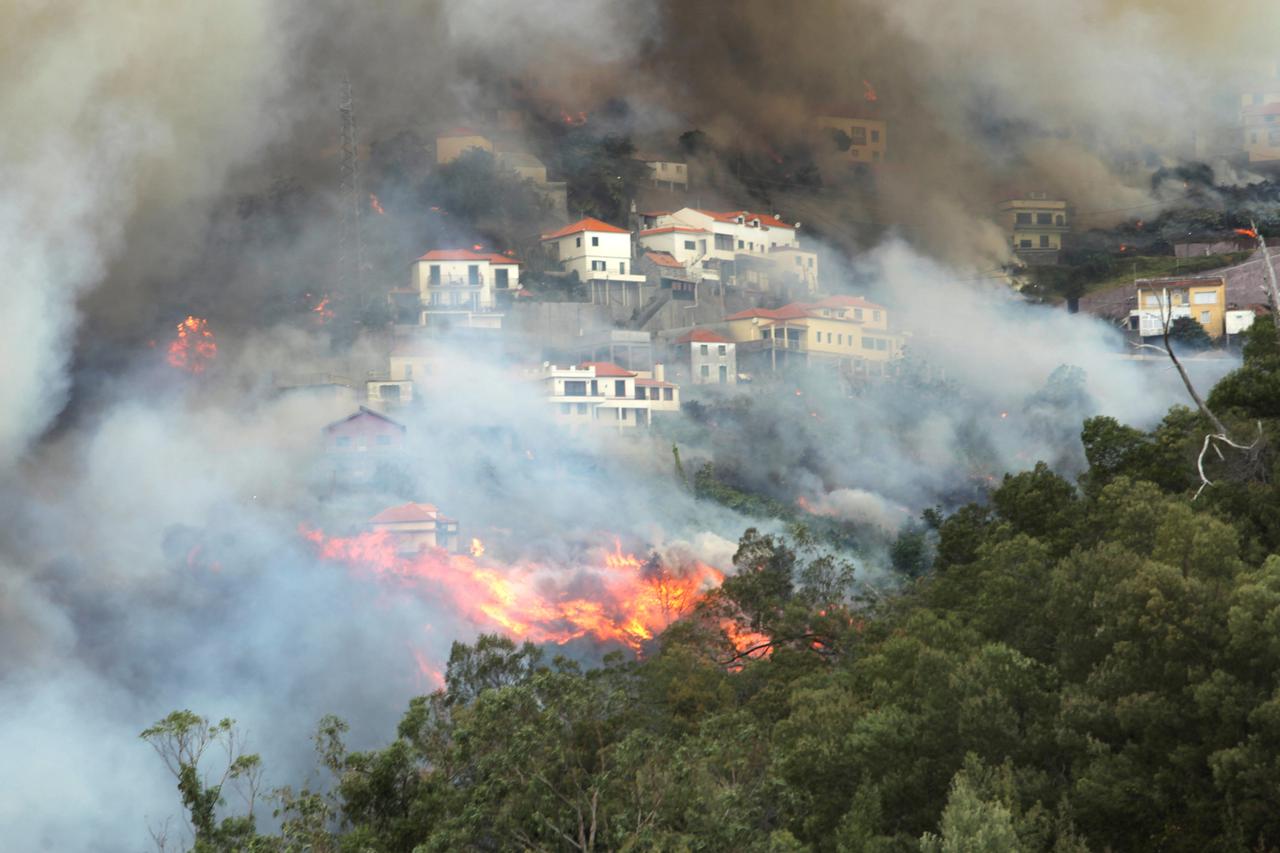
[436,127,493,164]
[1130,276,1227,339]
[722,296,903,377]
[1243,102,1280,164]
[996,193,1069,264]
[815,107,887,165]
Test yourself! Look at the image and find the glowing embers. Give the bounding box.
[166,316,217,374]
[303,527,726,652]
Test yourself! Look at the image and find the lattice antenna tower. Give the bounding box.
[337,76,364,293]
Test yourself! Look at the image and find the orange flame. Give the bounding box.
[370,193,386,215]
[863,80,878,102]
[303,527,726,652]
[311,294,335,324]
[166,316,217,374]
[470,537,485,557]
[1236,227,1259,239]
[560,110,588,126]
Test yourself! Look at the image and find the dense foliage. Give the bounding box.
[148,323,1280,851]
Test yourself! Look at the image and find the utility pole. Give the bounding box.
[1249,220,1280,336]
[338,76,365,296]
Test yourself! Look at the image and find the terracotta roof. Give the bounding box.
[541,217,630,240]
[696,209,795,229]
[370,502,455,525]
[676,328,732,344]
[726,304,814,322]
[323,406,405,432]
[416,249,520,265]
[643,251,684,269]
[809,295,886,312]
[639,225,709,236]
[579,361,635,377]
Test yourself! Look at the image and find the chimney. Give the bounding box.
[654,363,665,382]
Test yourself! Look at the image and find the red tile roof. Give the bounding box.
[676,328,731,344]
[643,251,684,269]
[698,210,795,229]
[579,361,635,377]
[726,304,814,322]
[541,217,630,240]
[416,249,520,265]
[370,502,453,524]
[639,226,709,235]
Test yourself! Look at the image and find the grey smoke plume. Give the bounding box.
[0,2,1268,849]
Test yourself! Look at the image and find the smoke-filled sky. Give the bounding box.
[1,1,1275,849]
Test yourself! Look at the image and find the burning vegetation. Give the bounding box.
[165,315,217,374]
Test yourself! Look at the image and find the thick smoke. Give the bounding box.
[0,2,1272,849]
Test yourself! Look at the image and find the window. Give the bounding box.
[873,310,881,321]
[335,436,351,448]
[591,260,606,271]
[467,265,479,285]
[676,164,685,173]
[837,334,843,345]
[854,308,863,320]
[495,268,509,289]
[871,129,880,142]
[862,336,874,348]
[737,240,744,249]
[577,403,587,414]
[700,364,710,378]
[714,234,733,251]
[1019,239,1033,248]
[429,265,441,284]
[700,240,707,253]
[718,365,727,383]
[1039,235,1051,248]
[376,435,391,446]
[1055,215,1065,226]
[1200,311,1211,324]
[591,236,599,247]
[664,388,674,400]
[700,344,709,355]
[851,126,867,145]
[1144,293,1159,307]
[615,380,626,397]
[575,237,582,247]
[718,344,726,355]
[619,409,628,421]
[1016,212,1032,224]
[1193,291,1218,304]
[684,240,696,250]
[564,380,587,396]
[1036,213,1052,225]
[619,262,626,274]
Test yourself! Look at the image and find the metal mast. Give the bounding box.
[337,76,364,294]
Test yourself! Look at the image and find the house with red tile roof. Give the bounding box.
[721,296,903,378]
[541,217,646,308]
[635,207,807,292]
[673,328,737,386]
[406,249,522,330]
[532,361,680,429]
[370,502,460,554]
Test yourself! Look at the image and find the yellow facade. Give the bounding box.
[722,298,904,374]
[1135,277,1227,338]
[436,131,493,164]
[996,196,1068,257]
[815,115,887,164]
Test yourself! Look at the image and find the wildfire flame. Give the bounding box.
[166,316,217,374]
[560,109,588,126]
[1236,227,1259,239]
[370,193,386,215]
[470,537,485,557]
[311,294,335,324]
[303,527,728,652]
[863,79,878,102]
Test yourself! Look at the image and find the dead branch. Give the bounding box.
[1249,220,1280,335]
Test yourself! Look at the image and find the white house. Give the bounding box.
[541,217,647,306]
[409,249,521,329]
[639,208,800,261]
[534,361,679,429]
[675,328,737,386]
[370,502,460,554]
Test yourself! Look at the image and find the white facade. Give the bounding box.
[410,250,521,329]
[542,219,645,283]
[636,226,715,273]
[534,362,679,430]
[645,208,800,263]
[685,339,737,385]
[1226,310,1258,336]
